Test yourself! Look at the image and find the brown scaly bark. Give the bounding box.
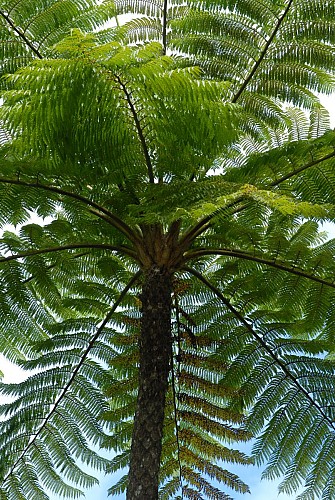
[126,264,173,499]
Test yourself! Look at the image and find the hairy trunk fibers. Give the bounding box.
[127,266,172,499]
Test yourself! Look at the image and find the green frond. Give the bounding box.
[180,447,250,493]
[0,0,116,79]
[309,103,331,139]
[182,466,233,500]
[107,474,128,496]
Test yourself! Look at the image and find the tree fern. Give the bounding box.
[0,0,334,499]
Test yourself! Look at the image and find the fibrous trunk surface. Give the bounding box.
[127,265,172,499]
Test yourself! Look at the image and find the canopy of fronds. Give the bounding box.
[0,0,334,499]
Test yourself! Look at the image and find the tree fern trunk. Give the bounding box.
[127,266,172,499]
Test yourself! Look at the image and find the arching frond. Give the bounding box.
[0,272,140,498]
[185,265,335,499]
